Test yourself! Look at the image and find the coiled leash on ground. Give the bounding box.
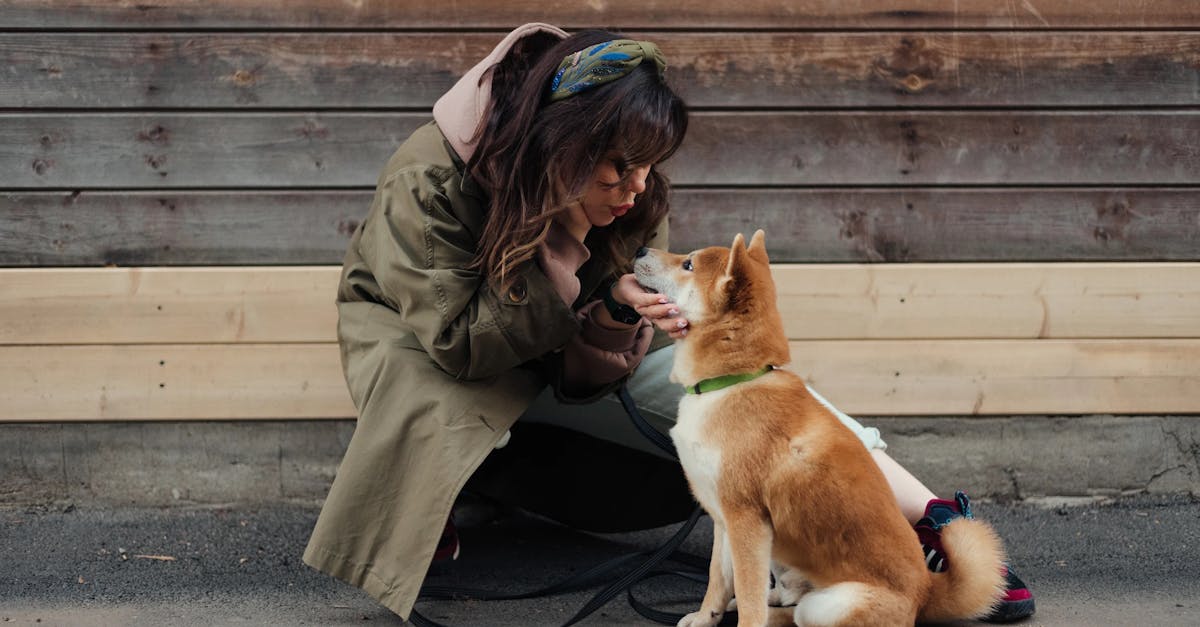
[409,385,732,627]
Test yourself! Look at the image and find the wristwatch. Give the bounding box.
[603,282,642,325]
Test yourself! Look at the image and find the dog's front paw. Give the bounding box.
[677,609,723,627]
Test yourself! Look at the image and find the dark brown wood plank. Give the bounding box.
[4,112,1198,188]
[3,0,1198,29]
[4,113,427,188]
[0,33,490,109]
[5,32,1199,108]
[668,188,1200,263]
[4,189,1197,266]
[676,111,1200,186]
[0,191,367,266]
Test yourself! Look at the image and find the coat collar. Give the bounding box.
[441,133,486,201]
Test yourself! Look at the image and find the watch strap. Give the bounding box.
[602,282,642,325]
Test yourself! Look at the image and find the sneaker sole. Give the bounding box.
[984,598,1036,623]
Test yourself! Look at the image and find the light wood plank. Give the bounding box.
[3,0,1196,29]
[791,339,1200,415]
[4,189,1198,266]
[3,340,1198,420]
[7,112,1200,188]
[0,266,338,345]
[772,263,1200,340]
[6,32,1199,108]
[3,263,1197,345]
[1,344,352,420]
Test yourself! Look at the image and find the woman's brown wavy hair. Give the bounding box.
[465,29,689,292]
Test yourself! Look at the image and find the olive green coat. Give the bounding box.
[302,120,667,619]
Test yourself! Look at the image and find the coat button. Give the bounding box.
[508,280,527,303]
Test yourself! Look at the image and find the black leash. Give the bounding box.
[409,384,712,627]
[616,385,677,458]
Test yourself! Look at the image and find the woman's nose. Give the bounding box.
[626,165,650,194]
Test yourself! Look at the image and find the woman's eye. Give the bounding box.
[682,258,693,271]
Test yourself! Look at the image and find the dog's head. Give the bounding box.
[634,230,790,375]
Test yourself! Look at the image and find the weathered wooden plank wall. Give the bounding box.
[0,1,1197,421]
[6,340,1200,420]
[4,189,1198,266]
[4,0,1198,29]
[6,33,1200,108]
[6,265,1199,345]
[5,112,1199,188]
[3,109,1199,265]
[1,9,1197,265]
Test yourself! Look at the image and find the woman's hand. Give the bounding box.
[557,201,592,244]
[611,273,690,339]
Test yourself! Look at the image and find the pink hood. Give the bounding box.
[432,23,568,163]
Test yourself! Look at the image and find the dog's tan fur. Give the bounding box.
[634,231,1006,626]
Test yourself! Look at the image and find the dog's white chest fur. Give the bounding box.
[670,391,729,519]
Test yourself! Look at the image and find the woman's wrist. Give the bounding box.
[599,282,641,328]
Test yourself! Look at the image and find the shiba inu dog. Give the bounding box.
[633,231,1005,627]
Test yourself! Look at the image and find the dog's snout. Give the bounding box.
[635,247,648,258]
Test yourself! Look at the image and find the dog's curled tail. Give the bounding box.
[917,518,1007,623]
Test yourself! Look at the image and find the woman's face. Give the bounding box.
[578,151,651,228]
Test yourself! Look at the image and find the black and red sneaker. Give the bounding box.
[988,567,1036,623]
[432,515,460,562]
[914,491,1036,623]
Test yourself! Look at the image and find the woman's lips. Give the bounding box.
[612,203,634,217]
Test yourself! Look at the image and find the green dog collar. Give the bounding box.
[683,365,775,395]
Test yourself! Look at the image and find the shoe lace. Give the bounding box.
[916,490,974,531]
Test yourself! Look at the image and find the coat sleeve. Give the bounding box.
[356,166,581,381]
[536,216,667,404]
[536,233,654,401]
[555,301,654,400]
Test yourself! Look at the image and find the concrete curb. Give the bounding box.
[0,421,354,506]
[2,416,1197,506]
[876,415,1200,499]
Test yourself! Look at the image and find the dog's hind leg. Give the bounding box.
[793,582,913,627]
[723,509,773,627]
[769,563,810,607]
[679,520,734,627]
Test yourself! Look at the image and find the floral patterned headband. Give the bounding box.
[548,39,668,102]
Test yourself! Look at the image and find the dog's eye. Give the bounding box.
[682,258,693,271]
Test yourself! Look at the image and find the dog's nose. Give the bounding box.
[635,247,648,258]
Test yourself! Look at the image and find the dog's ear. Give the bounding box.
[725,231,767,278]
[725,232,748,278]
[747,229,769,264]
[720,233,752,307]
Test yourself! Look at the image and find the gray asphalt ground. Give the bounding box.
[2,494,1198,627]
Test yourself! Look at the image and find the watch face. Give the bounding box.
[614,305,641,324]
